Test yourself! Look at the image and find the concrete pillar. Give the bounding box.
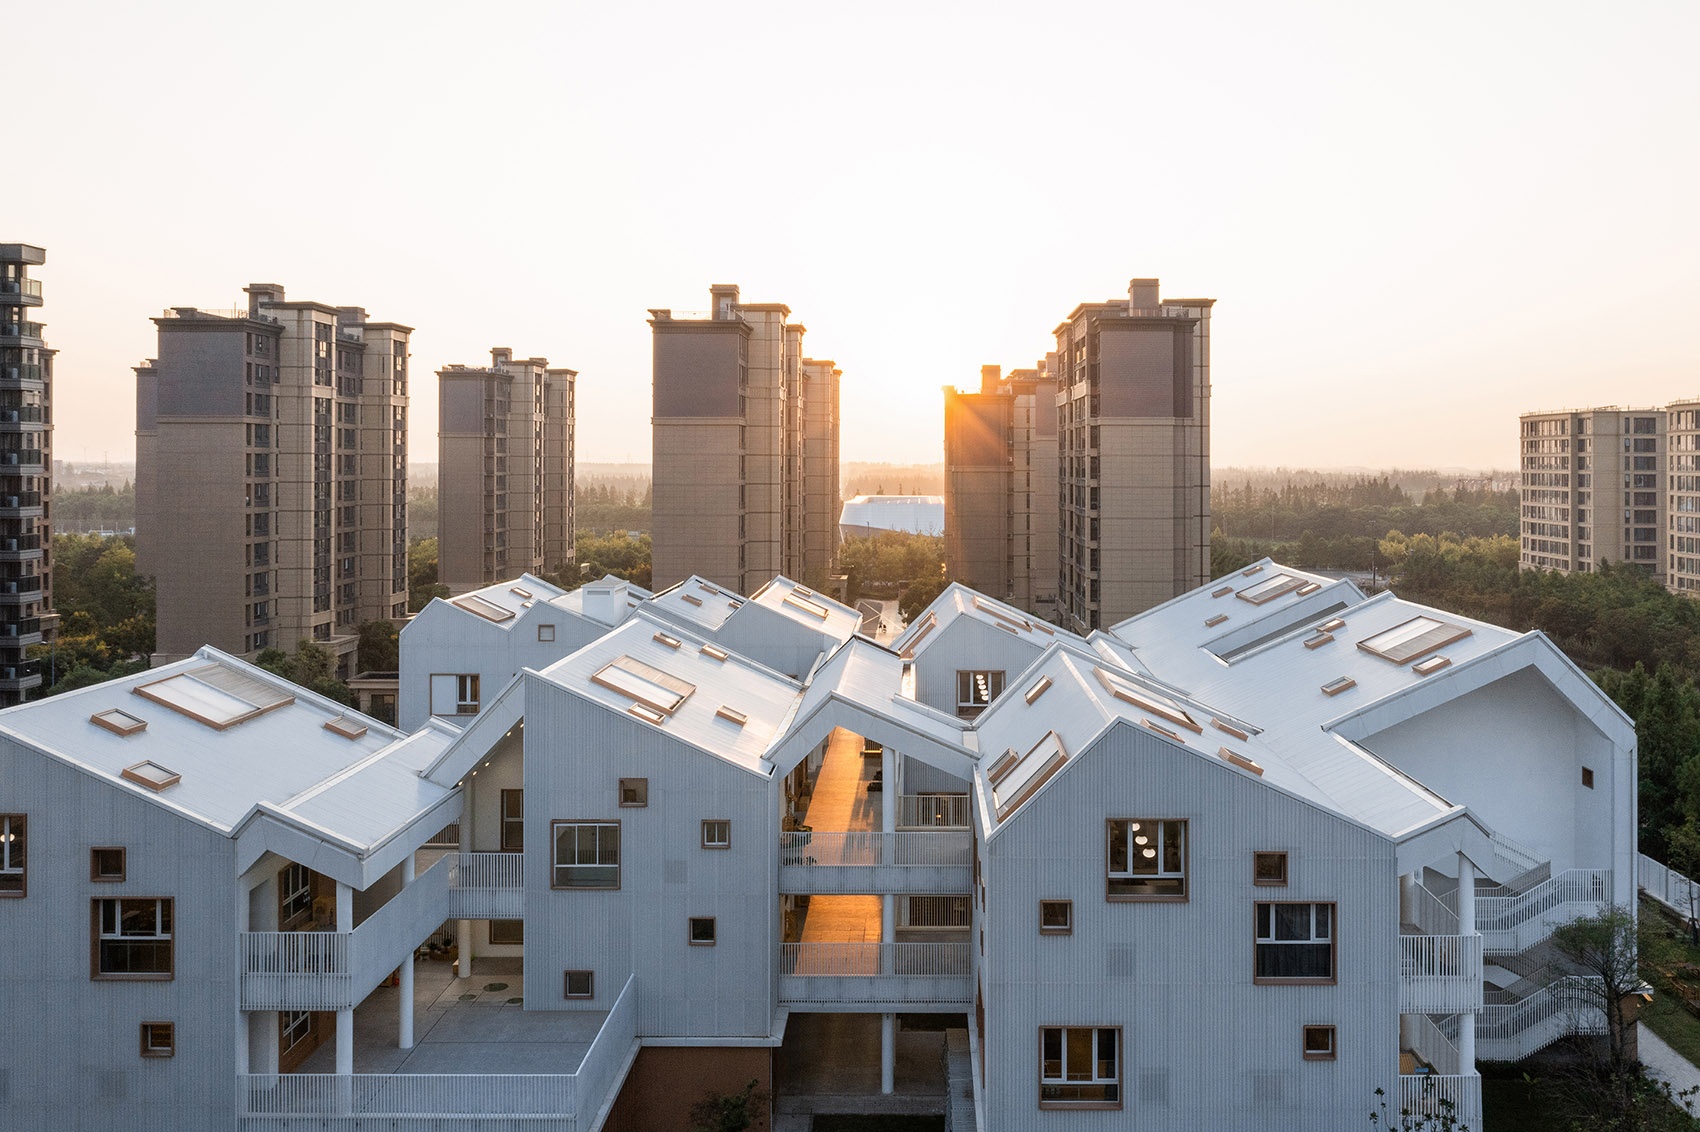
[399,856,416,1050]
[458,918,474,980]
[1399,872,1417,928]
[882,746,896,974]
[335,880,355,1079]
[236,878,250,1076]
[881,1012,896,1095]
[1457,853,1477,1074]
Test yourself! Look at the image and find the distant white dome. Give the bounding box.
[838,495,945,538]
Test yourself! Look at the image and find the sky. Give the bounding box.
[12,1,1699,472]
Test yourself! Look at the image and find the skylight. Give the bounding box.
[133,665,294,731]
[993,732,1069,821]
[1358,616,1472,664]
[973,596,1032,632]
[1024,676,1053,704]
[1093,667,1202,733]
[1235,573,1306,605]
[1212,586,1234,598]
[1303,633,1334,650]
[1412,655,1453,676]
[900,613,937,658]
[986,748,1021,786]
[91,709,147,737]
[510,586,533,599]
[1205,614,1228,627]
[783,593,831,620]
[1320,676,1357,697]
[324,715,368,740]
[682,594,704,607]
[1318,618,1346,633]
[1219,747,1264,776]
[715,706,748,726]
[700,643,729,661]
[121,760,181,792]
[591,656,696,716]
[1210,716,1250,741]
[653,631,683,649]
[452,594,515,623]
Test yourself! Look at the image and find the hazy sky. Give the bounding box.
[13,1,1698,471]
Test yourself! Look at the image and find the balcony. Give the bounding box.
[0,406,44,425]
[239,856,450,1011]
[237,974,636,1130]
[0,364,41,386]
[0,450,43,470]
[896,793,970,828]
[0,278,43,304]
[0,659,42,691]
[0,321,44,341]
[0,576,44,603]
[778,831,973,895]
[0,491,41,512]
[1398,933,1483,1013]
[1396,1073,1480,1132]
[446,851,522,920]
[779,942,973,1009]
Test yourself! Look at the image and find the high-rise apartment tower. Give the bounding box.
[943,362,1060,618]
[437,348,575,594]
[136,284,410,675]
[1518,407,1665,577]
[649,284,840,593]
[0,244,54,704]
[1054,278,1213,631]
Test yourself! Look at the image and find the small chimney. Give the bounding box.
[710,283,740,319]
[1128,278,1160,312]
[491,347,513,367]
[581,577,629,625]
[980,364,1002,393]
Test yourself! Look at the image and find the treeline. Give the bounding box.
[1212,478,1518,547]
[51,483,136,534]
[577,479,651,535]
[34,534,154,694]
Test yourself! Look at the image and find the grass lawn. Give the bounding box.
[1481,1068,1580,1131]
[1639,893,1700,1065]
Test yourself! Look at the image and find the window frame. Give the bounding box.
[537,624,556,643]
[500,788,524,852]
[563,969,594,999]
[689,916,717,946]
[279,861,314,928]
[1253,851,1289,887]
[618,778,648,808]
[140,1021,175,1058]
[430,672,481,717]
[1254,901,1337,985]
[1038,1025,1122,1110]
[955,669,1006,716]
[91,846,127,883]
[701,819,731,850]
[1040,900,1073,935]
[1106,818,1188,901]
[1302,1024,1337,1061]
[91,897,175,981]
[0,813,24,897]
[550,820,621,890]
[488,919,524,945]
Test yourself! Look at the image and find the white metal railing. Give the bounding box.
[781,941,971,977]
[350,856,451,995]
[779,830,972,867]
[1641,852,1700,916]
[897,793,971,828]
[1477,869,1609,932]
[1409,882,1459,937]
[570,975,638,1122]
[1478,976,1605,1043]
[1397,1074,1481,1130]
[448,851,524,919]
[237,1074,576,1121]
[903,894,972,929]
[1404,1013,1461,1076]
[1491,830,1546,877]
[239,931,351,1010]
[1398,933,1483,1014]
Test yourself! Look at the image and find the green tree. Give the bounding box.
[254,640,357,707]
[688,1078,768,1132]
[408,538,448,613]
[356,620,400,673]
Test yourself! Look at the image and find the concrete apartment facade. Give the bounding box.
[649,285,840,594]
[436,348,575,594]
[1518,406,1666,578]
[0,243,54,704]
[943,362,1060,619]
[1054,278,1213,632]
[136,285,410,675]
[0,562,1633,1131]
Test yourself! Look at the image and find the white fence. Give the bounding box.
[1398,933,1483,1014]
[779,942,973,1005]
[1641,852,1700,917]
[1478,976,1607,1060]
[897,794,971,829]
[1397,1073,1481,1131]
[448,851,525,919]
[1476,868,1609,952]
[1405,1013,1461,1076]
[780,830,972,866]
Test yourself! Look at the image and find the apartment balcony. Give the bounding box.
[0,278,43,306]
[0,449,44,472]
[1397,1073,1480,1132]
[446,851,523,920]
[896,793,970,829]
[779,942,973,1010]
[0,658,41,692]
[0,364,42,387]
[0,406,44,426]
[0,575,43,604]
[237,975,637,1131]
[0,320,44,342]
[238,856,451,1011]
[1398,932,1483,1014]
[778,831,973,895]
[0,491,41,514]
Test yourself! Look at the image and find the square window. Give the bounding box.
[140,1021,175,1058]
[1582,767,1595,789]
[489,919,523,945]
[689,916,716,946]
[550,821,621,889]
[1253,852,1288,887]
[702,820,731,849]
[1303,1024,1336,1061]
[1106,819,1187,900]
[1255,902,1336,983]
[538,624,556,643]
[92,847,127,882]
[563,969,594,998]
[92,897,174,980]
[1040,900,1073,935]
[619,778,648,808]
[0,813,25,896]
[1039,1026,1121,1108]
[956,670,1006,716]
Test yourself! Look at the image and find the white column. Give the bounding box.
[882,746,897,975]
[399,856,416,1050]
[336,880,355,1078]
[235,879,250,1076]
[458,918,474,980]
[1399,872,1417,928]
[881,1012,896,1095]
[1456,853,1477,1074]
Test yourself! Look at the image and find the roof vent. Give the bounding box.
[91,709,147,737]
[121,760,181,792]
[324,715,368,740]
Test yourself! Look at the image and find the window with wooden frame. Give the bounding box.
[0,813,24,896]
[689,916,716,945]
[1303,1024,1336,1061]
[278,862,315,928]
[1255,902,1336,983]
[563,970,594,999]
[618,778,648,807]
[956,670,1006,716]
[429,673,481,717]
[551,821,621,889]
[92,897,174,980]
[1040,900,1073,935]
[91,846,127,882]
[280,1009,313,1055]
[140,1021,175,1058]
[1106,819,1187,899]
[702,819,731,849]
[1253,852,1288,887]
[500,789,524,852]
[1039,1026,1121,1108]
[488,919,523,945]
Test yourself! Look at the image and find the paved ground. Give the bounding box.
[1641,1027,1700,1113]
[774,1013,948,1116]
[797,727,882,947]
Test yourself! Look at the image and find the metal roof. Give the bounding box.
[838,495,945,536]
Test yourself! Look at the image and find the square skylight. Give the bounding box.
[1093,667,1202,733]
[324,715,368,740]
[90,709,147,737]
[1358,616,1472,664]
[121,761,181,792]
[992,732,1069,821]
[1235,573,1306,605]
[133,666,293,731]
[592,656,696,716]
[452,594,515,623]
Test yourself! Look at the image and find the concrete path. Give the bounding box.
[1641,1027,1700,1114]
[797,726,881,947]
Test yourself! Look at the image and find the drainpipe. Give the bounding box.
[400,856,416,1049]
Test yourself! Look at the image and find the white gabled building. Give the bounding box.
[0,562,1634,1131]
